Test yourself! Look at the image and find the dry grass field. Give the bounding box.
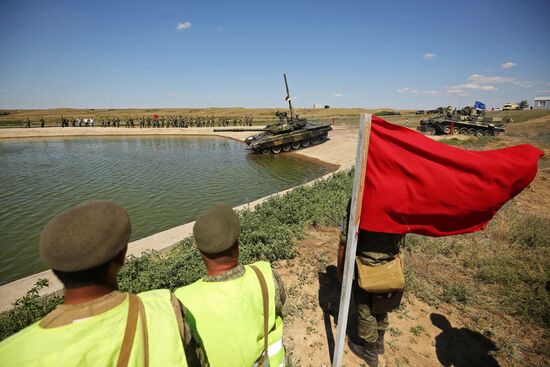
[2,107,548,131]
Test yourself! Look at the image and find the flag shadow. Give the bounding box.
[318,265,359,364]
[431,313,500,367]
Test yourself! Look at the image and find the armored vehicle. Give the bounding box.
[417,106,508,136]
[244,74,332,154]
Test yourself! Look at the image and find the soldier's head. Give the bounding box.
[430,313,452,331]
[193,203,241,268]
[40,200,131,289]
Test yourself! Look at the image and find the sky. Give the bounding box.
[0,0,549,110]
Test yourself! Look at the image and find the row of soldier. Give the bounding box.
[54,115,255,128]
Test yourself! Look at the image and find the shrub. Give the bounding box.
[441,283,473,305]
[508,215,550,248]
[0,279,62,341]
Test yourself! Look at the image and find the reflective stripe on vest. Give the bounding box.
[0,290,188,367]
[175,261,285,367]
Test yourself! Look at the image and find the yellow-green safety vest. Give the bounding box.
[175,261,285,367]
[0,289,188,367]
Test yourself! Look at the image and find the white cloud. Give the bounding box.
[513,80,534,88]
[446,83,498,96]
[467,74,515,84]
[167,92,179,97]
[396,87,423,95]
[501,62,517,69]
[423,53,436,60]
[535,89,550,94]
[332,93,343,97]
[423,90,439,95]
[176,21,192,31]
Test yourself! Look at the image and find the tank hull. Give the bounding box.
[417,117,505,137]
[246,122,332,154]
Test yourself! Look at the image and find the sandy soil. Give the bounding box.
[279,226,547,367]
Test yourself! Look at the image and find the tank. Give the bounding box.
[417,106,509,137]
[244,74,332,154]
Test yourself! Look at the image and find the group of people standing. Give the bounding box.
[0,201,285,367]
[38,115,255,129]
[0,196,403,367]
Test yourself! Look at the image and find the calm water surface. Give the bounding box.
[0,136,330,283]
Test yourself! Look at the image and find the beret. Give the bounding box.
[40,200,131,272]
[193,203,240,255]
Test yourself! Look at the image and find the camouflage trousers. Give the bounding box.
[353,283,389,343]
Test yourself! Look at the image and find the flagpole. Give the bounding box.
[332,113,372,366]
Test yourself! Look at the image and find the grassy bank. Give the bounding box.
[0,170,354,341]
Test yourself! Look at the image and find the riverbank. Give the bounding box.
[0,125,356,311]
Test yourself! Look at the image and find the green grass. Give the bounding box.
[438,136,499,149]
[410,325,425,336]
[489,109,550,124]
[406,202,550,327]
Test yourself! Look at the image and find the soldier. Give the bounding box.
[25,118,31,128]
[40,118,45,128]
[175,204,286,367]
[338,200,405,367]
[0,200,208,367]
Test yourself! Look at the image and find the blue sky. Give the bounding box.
[1,0,549,109]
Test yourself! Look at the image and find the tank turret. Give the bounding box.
[417,105,510,136]
[245,74,332,154]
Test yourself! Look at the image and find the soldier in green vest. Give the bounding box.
[0,200,208,367]
[175,204,286,367]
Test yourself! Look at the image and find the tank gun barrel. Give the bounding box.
[213,127,265,132]
[284,73,295,120]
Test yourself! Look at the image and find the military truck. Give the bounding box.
[244,74,332,154]
[417,106,508,136]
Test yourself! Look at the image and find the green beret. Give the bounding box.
[193,203,240,255]
[40,200,131,272]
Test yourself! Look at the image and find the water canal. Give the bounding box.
[0,136,331,283]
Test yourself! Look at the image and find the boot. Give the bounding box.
[348,339,379,367]
[376,329,385,355]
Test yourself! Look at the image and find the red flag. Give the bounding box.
[359,116,543,236]
[153,114,159,119]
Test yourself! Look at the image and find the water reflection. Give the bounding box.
[0,136,330,282]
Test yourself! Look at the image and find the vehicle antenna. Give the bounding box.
[283,74,294,120]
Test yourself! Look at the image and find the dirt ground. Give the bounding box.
[276,115,550,367]
[276,227,495,366]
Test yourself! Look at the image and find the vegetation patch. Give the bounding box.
[0,170,354,340]
[439,136,499,149]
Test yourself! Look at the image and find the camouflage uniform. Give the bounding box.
[202,264,286,316]
[352,232,402,342]
[339,202,403,344]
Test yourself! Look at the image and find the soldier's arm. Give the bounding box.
[170,295,209,367]
[272,268,287,317]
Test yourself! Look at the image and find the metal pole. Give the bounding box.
[283,74,294,120]
[332,113,372,367]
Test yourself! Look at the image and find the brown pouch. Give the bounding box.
[355,254,404,293]
[371,291,404,313]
